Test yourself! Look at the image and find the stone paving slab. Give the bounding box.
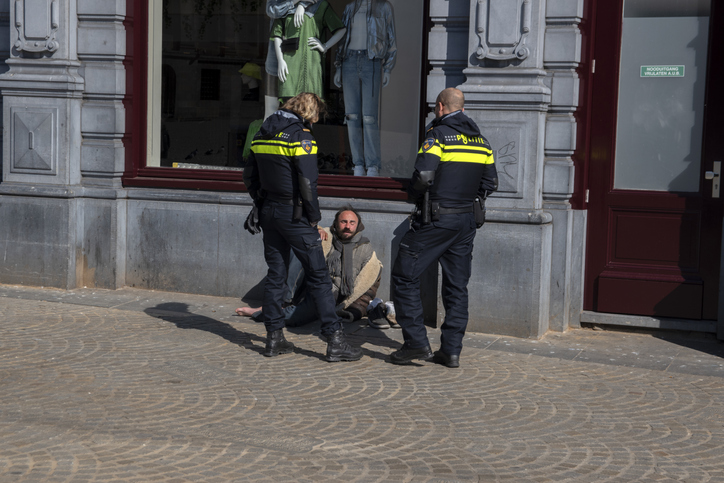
[1,285,724,482]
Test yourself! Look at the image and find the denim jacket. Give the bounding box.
[266,0,319,19]
[335,0,397,73]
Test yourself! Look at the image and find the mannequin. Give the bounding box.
[264,0,321,119]
[272,1,345,100]
[239,62,262,101]
[334,0,396,177]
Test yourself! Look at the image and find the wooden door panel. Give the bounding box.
[597,277,702,319]
[610,210,700,268]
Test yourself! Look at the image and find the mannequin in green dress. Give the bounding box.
[272,1,346,99]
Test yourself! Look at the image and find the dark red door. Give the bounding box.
[585,0,723,320]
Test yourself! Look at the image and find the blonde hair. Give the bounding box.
[282,92,326,124]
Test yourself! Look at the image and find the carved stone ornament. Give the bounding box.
[475,0,531,61]
[14,0,60,54]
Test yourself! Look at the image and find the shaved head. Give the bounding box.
[436,88,465,112]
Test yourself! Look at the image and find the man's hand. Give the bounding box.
[382,72,390,87]
[294,4,305,28]
[308,37,326,53]
[334,69,342,88]
[317,226,328,241]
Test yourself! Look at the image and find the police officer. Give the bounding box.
[243,92,363,362]
[389,88,497,368]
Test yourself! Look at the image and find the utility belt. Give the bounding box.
[414,201,472,223]
[265,194,304,220]
[414,199,486,228]
[432,203,473,220]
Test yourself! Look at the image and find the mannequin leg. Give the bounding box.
[263,71,279,120]
[359,58,382,176]
[342,53,365,176]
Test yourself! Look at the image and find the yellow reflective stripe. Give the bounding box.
[252,144,318,156]
[418,144,443,157]
[251,139,318,148]
[440,151,494,164]
[251,140,318,156]
[443,145,493,156]
[291,146,317,156]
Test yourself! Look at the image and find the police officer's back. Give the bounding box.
[390,87,497,368]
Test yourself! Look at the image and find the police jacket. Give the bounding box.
[335,0,397,73]
[243,109,322,224]
[408,110,498,210]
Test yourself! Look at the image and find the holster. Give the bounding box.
[417,201,431,224]
[420,191,431,224]
[292,198,303,221]
[430,202,441,222]
[474,197,486,228]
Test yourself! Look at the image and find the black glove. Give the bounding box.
[244,205,261,235]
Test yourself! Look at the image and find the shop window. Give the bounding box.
[132,0,428,197]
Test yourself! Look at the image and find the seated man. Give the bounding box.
[237,206,382,325]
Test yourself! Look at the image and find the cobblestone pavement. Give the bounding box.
[1,285,724,482]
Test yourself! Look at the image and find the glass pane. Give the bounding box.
[148,0,423,179]
[613,0,710,192]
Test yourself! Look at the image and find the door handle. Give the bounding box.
[707,161,721,198]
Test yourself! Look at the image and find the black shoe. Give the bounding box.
[433,350,460,368]
[389,344,433,365]
[326,329,363,362]
[263,329,294,357]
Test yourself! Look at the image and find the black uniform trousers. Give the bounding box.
[259,201,341,337]
[391,212,477,356]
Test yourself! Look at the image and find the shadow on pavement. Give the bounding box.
[146,302,392,361]
[652,330,724,359]
[145,302,268,355]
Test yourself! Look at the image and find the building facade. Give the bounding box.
[0,0,721,339]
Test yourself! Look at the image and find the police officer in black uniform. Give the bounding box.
[389,88,497,368]
[243,92,363,362]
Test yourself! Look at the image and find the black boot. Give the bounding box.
[325,329,363,362]
[264,329,294,357]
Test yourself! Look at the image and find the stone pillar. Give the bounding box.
[448,0,554,337]
[0,0,84,186]
[77,0,126,188]
[0,0,85,289]
[542,0,585,331]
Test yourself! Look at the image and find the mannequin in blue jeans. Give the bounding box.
[334,0,396,177]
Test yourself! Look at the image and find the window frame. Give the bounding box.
[123,0,430,200]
